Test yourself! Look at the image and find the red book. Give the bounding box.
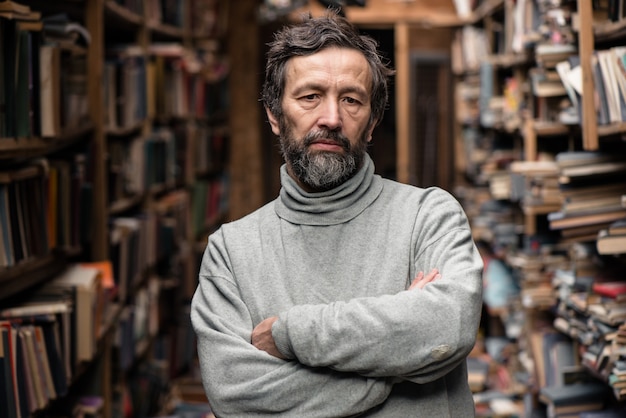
[593,281,626,298]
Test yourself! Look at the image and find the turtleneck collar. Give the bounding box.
[274,153,383,225]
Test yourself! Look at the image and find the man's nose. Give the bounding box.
[317,100,342,130]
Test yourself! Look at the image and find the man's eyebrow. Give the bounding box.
[291,83,324,96]
[340,85,368,98]
[291,83,368,98]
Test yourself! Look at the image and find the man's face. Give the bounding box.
[266,47,376,192]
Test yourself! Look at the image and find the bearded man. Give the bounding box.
[191,11,483,417]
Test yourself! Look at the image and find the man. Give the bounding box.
[191,11,483,417]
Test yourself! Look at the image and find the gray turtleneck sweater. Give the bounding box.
[191,154,483,417]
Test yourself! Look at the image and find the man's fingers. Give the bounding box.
[409,268,440,290]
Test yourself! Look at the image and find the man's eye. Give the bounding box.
[302,94,318,101]
[344,97,359,104]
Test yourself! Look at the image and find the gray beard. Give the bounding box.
[290,150,359,191]
[280,129,367,191]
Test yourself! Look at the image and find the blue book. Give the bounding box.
[0,184,15,266]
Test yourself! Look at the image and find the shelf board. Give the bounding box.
[593,18,626,42]
[597,122,626,137]
[0,254,66,302]
[148,22,186,40]
[488,52,532,68]
[0,124,95,159]
[532,121,571,136]
[469,0,505,24]
[522,204,561,216]
[104,0,143,27]
[109,194,144,215]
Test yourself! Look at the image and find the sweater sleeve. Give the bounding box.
[190,231,393,417]
[271,188,483,383]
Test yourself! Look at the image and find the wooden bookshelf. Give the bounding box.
[454,0,626,415]
[0,1,230,416]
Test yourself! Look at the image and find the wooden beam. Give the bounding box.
[228,0,265,220]
[578,0,598,150]
[395,21,411,184]
[291,0,461,26]
[86,0,108,261]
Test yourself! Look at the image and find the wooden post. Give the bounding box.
[86,0,108,261]
[395,22,411,184]
[228,0,265,220]
[578,0,598,151]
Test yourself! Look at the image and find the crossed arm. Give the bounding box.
[251,268,442,359]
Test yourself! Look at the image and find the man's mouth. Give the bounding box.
[308,139,345,152]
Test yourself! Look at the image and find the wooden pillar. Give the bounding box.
[395,22,411,184]
[86,0,107,261]
[578,0,598,151]
[228,0,265,220]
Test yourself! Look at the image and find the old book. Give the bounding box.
[597,229,626,255]
[580,407,626,417]
[539,381,610,406]
[593,280,626,298]
[39,44,61,137]
[21,326,46,410]
[549,208,626,230]
[597,49,622,124]
[0,324,17,418]
[608,219,626,234]
[40,265,102,366]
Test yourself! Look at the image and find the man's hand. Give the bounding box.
[408,268,441,290]
[251,316,288,359]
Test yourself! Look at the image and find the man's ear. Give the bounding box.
[366,120,378,142]
[265,107,281,136]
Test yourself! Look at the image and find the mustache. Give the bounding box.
[303,130,350,151]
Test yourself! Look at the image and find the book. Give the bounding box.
[597,229,626,255]
[580,408,626,417]
[39,44,61,137]
[592,280,626,298]
[596,49,622,124]
[548,208,626,230]
[40,264,102,366]
[21,326,46,409]
[592,53,610,125]
[0,324,17,418]
[530,68,567,97]
[608,219,626,234]
[539,381,610,406]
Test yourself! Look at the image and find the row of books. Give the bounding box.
[0,4,91,140]
[191,175,229,241]
[109,191,190,304]
[0,260,195,418]
[107,121,229,216]
[546,152,626,245]
[0,156,92,268]
[111,128,181,202]
[104,42,229,132]
[194,124,229,177]
[0,264,106,418]
[551,261,626,399]
[550,45,626,127]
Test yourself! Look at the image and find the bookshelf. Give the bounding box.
[453,0,626,416]
[0,0,229,417]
